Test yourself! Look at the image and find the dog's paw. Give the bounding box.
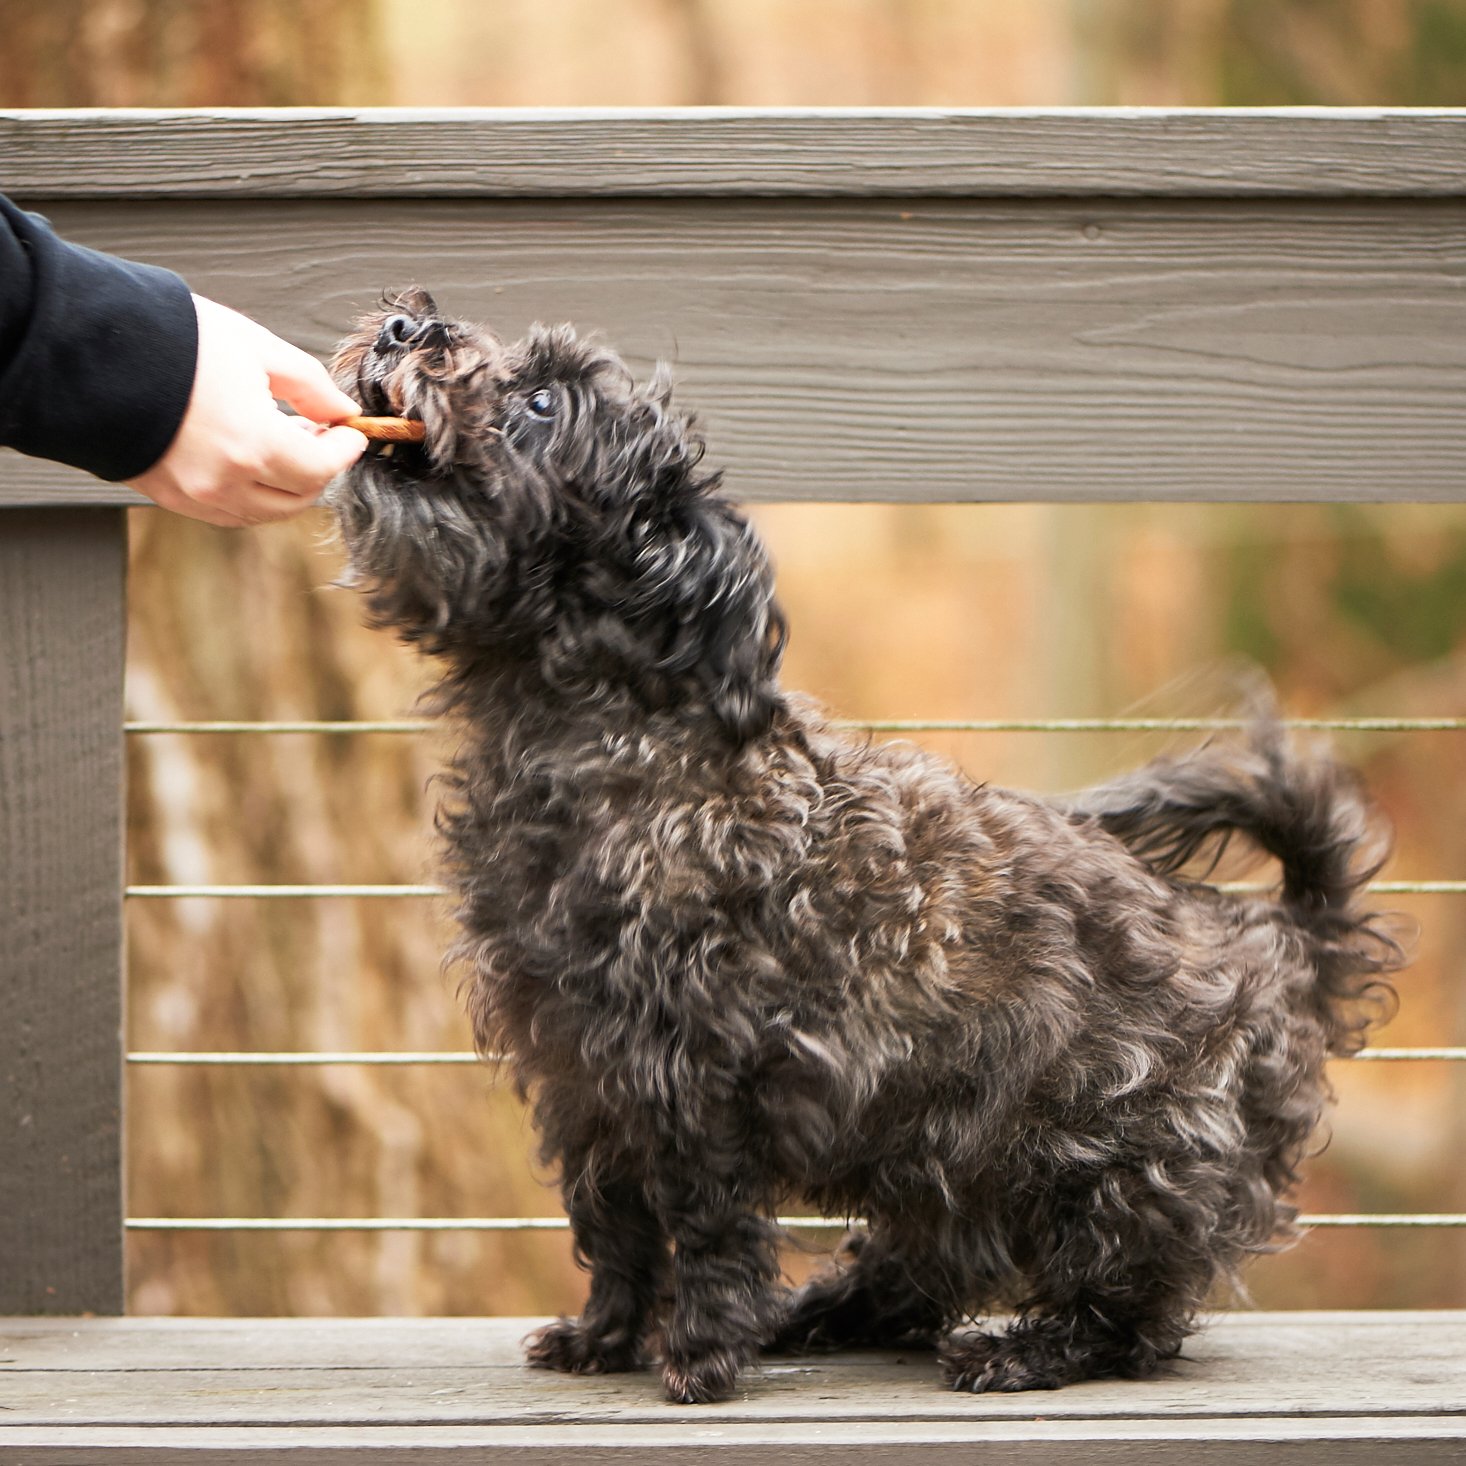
[939,1331,1063,1394]
[767,1280,945,1356]
[763,1294,833,1355]
[524,1317,645,1375]
[662,1346,744,1404]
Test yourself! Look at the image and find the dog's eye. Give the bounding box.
[527,388,557,420]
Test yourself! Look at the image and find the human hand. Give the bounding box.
[129,295,368,527]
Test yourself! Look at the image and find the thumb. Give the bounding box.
[260,333,361,425]
[258,414,368,495]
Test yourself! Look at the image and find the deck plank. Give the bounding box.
[1,1314,1463,1459]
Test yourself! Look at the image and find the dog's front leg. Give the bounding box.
[526,1175,667,1375]
[656,1196,782,1404]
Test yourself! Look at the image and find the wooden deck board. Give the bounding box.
[2,1314,1463,1460]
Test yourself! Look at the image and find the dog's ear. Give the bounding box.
[669,500,786,744]
[702,599,788,743]
[611,378,713,510]
[381,284,440,318]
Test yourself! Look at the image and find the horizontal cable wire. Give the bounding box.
[123,1216,842,1232]
[127,884,444,898]
[847,718,1466,733]
[124,881,1466,898]
[1294,1215,1466,1228]
[127,720,433,734]
[125,717,1466,735]
[1335,1048,1466,1061]
[128,1050,489,1065]
[125,1048,1466,1066]
[124,1213,1466,1232]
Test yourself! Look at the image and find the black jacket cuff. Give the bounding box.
[0,200,198,482]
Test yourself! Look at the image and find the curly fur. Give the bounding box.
[329,289,1407,1404]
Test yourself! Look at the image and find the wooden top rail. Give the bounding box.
[3,108,1466,509]
[5,107,1466,199]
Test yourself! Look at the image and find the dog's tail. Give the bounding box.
[1067,712,1407,1054]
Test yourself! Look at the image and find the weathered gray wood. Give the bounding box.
[4,195,1465,509]
[0,465,144,509]
[3,1341,1464,1426]
[3,108,1465,200]
[2,1420,1463,1465]
[0,510,128,1315]
[0,1315,1462,1460]
[6,1310,1463,1415]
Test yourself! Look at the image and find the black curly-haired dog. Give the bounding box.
[329,289,1405,1404]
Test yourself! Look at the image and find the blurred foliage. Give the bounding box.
[1331,507,1466,666]
[0,0,386,107]
[1083,0,1466,106]
[1213,0,1466,106]
[1222,506,1466,684]
[2,0,1462,1315]
[1221,537,1283,670]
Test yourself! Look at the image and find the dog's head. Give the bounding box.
[329,288,785,742]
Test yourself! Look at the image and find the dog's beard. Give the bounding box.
[326,292,516,645]
[331,288,504,477]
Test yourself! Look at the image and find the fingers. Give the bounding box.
[132,477,255,529]
[227,482,328,527]
[175,477,335,528]
[132,419,366,526]
[259,330,362,425]
[137,474,303,528]
[255,417,369,500]
[129,294,369,526]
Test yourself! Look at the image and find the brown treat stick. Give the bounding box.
[341,416,426,442]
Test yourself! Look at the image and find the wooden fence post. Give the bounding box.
[0,506,128,1314]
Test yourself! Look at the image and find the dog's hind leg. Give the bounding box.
[766,1229,960,1353]
[939,1276,1199,1394]
[525,1175,667,1375]
[940,1164,1220,1393]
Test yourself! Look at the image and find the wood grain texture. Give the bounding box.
[2,1421,1462,1466]
[3,195,1464,508]
[0,511,127,1314]
[3,109,1466,200]
[0,1315,1462,1461]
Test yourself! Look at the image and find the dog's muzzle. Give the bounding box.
[375,313,452,356]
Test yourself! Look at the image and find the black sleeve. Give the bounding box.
[0,194,199,482]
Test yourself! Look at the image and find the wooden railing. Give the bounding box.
[2,109,1464,1458]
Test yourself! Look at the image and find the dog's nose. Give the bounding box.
[375,314,424,353]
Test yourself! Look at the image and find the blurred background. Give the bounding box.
[3,0,1463,1316]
